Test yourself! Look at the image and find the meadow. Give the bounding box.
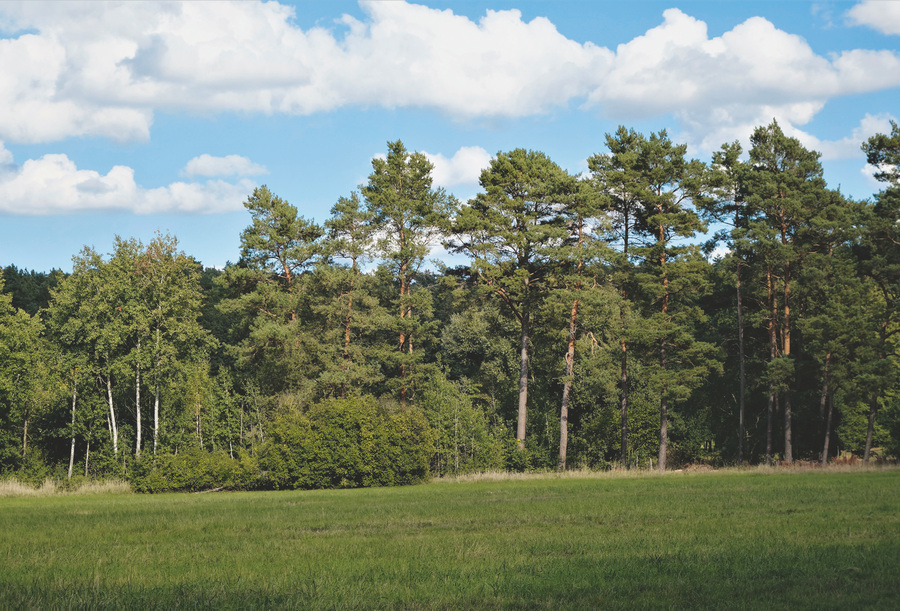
[1,468,898,609]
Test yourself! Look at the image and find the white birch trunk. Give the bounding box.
[153,389,160,456]
[106,372,118,456]
[68,381,77,479]
[135,339,141,457]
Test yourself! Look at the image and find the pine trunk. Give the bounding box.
[822,385,834,467]
[766,392,774,465]
[620,315,628,466]
[658,234,669,472]
[620,220,630,466]
[658,344,668,472]
[864,405,877,462]
[765,268,776,465]
[558,298,578,471]
[782,229,793,463]
[736,258,746,463]
[516,313,530,450]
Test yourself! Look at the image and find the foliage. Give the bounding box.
[5,123,900,491]
[259,395,434,490]
[129,447,258,493]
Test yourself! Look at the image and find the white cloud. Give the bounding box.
[0,0,611,145]
[797,113,897,160]
[586,9,900,151]
[861,162,886,190]
[423,146,491,188]
[0,147,254,215]
[847,1,900,36]
[0,142,13,167]
[0,1,897,158]
[184,154,268,177]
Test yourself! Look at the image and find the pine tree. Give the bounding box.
[452,149,572,450]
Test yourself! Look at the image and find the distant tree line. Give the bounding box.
[2,121,899,491]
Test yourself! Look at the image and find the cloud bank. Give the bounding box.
[0,0,896,152]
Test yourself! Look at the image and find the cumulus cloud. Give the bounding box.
[423,146,491,189]
[847,1,900,36]
[587,9,900,151]
[0,0,610,145]
[0,1,897,158]
[183,154,268,177]
[0,146,253,215]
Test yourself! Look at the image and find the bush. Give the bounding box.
[418,375,508,476]
[259,395,434,490]
[129,447,259,493]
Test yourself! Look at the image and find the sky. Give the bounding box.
[0,0,898,272]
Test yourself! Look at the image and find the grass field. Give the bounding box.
[1,468,898,609]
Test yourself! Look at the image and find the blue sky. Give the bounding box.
[0,0,898,272]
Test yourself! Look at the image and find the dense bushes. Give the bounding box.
[129,447,258,493]
[259,395,434,490]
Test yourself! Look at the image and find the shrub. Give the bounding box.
[259,395,435,490]
[129,447,258,493]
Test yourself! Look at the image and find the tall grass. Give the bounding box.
[0,477,131,498]
[1,468,898,608]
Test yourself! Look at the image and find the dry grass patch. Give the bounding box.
[0,478,130,498]
[435,462,900,485]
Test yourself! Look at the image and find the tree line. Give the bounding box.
[2,120,899,490]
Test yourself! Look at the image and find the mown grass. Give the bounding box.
[1,468,898,609]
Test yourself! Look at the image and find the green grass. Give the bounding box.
[1,468,898,609]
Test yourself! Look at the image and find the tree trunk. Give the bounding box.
[135,341,142,458]
[558,298,578,471]
[22,416,28,458]
[658,343,668,472]
[620,218,630,467]
[84,440,90,478]
[822,385,834,467]
[818,353,831,463]
[736,258,746,463]
[105,364,118,456]
[782,252,793,464]
[658,229,668,472]
[818,354,830,421]
[516,313,530,450]
[153,388,160,456]
[864,404,877,462]
[766,391,774,465]
[765,267,776,465]
[154,330,161,455]
[783,395,793,463]
[620,315,628,466]
[68,381,77,479]
[343,274,355,357]
[399,254,409,408]
[197,408,203,449]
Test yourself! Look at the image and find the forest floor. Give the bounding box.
[1,467,898,609]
